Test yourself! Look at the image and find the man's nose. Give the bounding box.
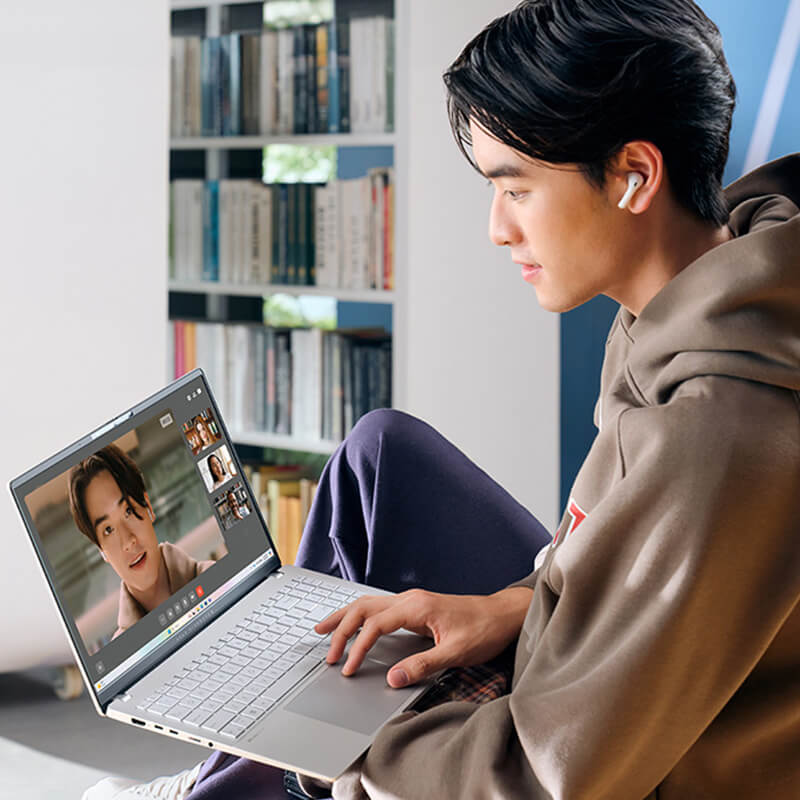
[488,192,520,248]
[121,519,139,548]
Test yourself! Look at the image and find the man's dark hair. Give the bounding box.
[443,0,736,226]
[68,444,147,546]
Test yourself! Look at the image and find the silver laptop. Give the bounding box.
[9,369,432,782]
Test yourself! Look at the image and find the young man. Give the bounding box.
[70,444,215,640]
[85,1,800,797]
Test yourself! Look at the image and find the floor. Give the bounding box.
[0,670,204,782]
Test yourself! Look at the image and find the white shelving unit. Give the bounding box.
[170,133,396,149]
[169,0,402,457]
[168,280,395,303]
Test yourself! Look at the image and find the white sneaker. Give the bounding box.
[82,762,204,800]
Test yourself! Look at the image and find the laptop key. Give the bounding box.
[185,707,213,728]
[246,621,267,633]
[219,721,248,739]
[202,709,237,733]
[305,606,329,622]
[252,696,274,711]
[241,666,261,679]
[166,702,197,722]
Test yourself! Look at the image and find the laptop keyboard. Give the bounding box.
[137,576,363,740]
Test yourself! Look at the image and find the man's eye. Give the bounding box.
[103,525,114,536]
[505,190,525,200]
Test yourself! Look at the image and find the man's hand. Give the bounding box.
[314,586,533,688]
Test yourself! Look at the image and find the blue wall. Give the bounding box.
[559,1,800,512]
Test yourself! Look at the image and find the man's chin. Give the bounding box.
[535,288,596,314]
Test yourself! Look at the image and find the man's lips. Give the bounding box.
[129,551,147,569]
[517,262,543,282]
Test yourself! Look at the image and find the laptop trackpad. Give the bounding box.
[285,659,418,735]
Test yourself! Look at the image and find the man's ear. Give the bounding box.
[610,140,664,214]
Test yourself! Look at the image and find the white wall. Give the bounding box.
[0,0,169,670]
[397,1,560,531]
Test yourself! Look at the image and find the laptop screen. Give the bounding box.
[12,371,280,702]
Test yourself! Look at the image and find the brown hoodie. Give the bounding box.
[334,155,800,799]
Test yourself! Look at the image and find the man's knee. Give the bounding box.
[349,408,413,444]
[345,409,429,467]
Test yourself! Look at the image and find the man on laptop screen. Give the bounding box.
[25,413,228,657]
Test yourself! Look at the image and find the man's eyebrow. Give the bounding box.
[92,496,126,530]
[481,164,528,179]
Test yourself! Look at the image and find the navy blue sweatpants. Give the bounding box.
[185,410,551,799]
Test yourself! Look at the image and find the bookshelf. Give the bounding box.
[168,0,399,463]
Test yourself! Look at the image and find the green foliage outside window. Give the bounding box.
[263,0,334,27]
[262,144,337,184]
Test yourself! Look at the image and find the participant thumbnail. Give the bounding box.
[183,409,221,456]
[26,412,228,656]
[197,445,237,493]
[213,482,252,531]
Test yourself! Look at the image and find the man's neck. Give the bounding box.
[609,216,732,317]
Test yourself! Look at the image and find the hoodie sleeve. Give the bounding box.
[332,377,800,800]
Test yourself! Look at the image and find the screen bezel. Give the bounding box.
[9,368,282,709]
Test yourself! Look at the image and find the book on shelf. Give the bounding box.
[266,478,318,565]
[241,463,317,565]
[168,321,391,443]
[169,170,394,291]
[241,33,261,136]
[170,16,392,138]
[171,36,203,137]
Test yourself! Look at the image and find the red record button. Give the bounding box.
[196,585,204,597]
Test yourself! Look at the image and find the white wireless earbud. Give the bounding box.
[617,172,644,210]
[100,550,108,562]
[148,509,155,522]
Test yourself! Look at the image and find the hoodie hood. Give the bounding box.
[612,153,800,409]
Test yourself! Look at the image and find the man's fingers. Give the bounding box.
[314,607,347,635]
[318,597,393,664]
[386,643,457,688]
[341,605,411,676]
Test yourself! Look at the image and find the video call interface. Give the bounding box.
[22,380,276,691]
